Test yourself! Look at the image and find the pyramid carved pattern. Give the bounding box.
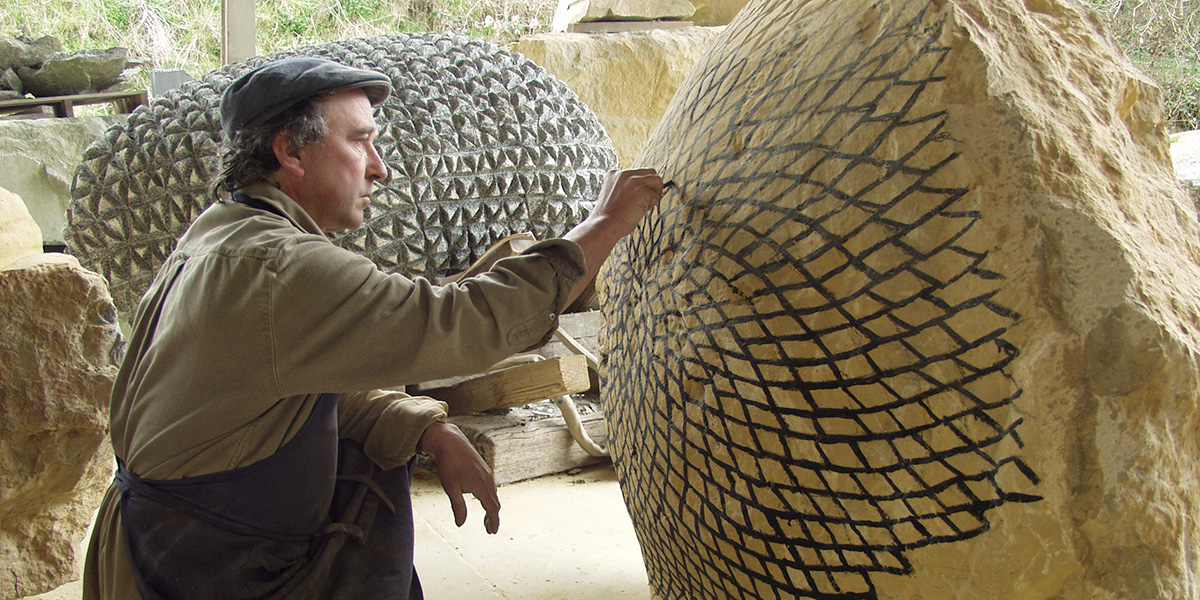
[68,33,616,318]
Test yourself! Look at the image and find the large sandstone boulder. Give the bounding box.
[1172,130,1200,208]
[0,187,41,268]
[516,27,726,168]
[68,33,616,320]
[0,117,122,246]
[0,241,123,595]
[598,0,1200,598]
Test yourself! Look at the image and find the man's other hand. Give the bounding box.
[417,421,501,534]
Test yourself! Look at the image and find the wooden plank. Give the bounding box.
[535,310,601,360]
[451,402,610,485]
[421,355,591,416]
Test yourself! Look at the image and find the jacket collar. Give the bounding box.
[235,181,327,237]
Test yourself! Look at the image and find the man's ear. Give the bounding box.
[272,130,305,178]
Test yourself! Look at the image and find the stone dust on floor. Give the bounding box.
[21,464,650,600]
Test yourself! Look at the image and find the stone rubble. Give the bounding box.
[0,34,134,101]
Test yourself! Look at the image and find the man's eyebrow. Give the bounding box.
[350,125,377,137]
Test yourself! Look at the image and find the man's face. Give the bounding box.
[290,89,387,233]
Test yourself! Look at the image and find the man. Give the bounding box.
[82,57,663,599]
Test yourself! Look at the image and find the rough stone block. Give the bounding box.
[598,0,1200,598]
[0,253,123,599]
[15,48,129,98]
[516,27,725,168]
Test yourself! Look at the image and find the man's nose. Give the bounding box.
[368,143,388,182]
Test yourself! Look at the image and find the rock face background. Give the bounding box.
[1,187,122,599]
[597,0,1200,598]
[68,33,616,319]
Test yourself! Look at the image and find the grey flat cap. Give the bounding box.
[220,57,392,138]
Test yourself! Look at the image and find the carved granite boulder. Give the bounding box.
[68,33,616,319]
[0,188,123,599]
[598,0,1200,598]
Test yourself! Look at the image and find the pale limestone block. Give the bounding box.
[687,0,749,25]
[0,253,122,599]
[516,27,726,168]
[0,116,121,245]
[598,0,1200,598]
[0,186,42,270]
[1172,130,1200,209]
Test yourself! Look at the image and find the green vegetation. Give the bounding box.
[0,0,556,94]
[1091,0,1200,131]
[0,0,1196,131]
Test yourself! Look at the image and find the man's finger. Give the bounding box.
[447,487,468,527]
[476,490,501,534]
[483,510,500,535]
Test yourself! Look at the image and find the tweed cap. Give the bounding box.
[220,57,392,138]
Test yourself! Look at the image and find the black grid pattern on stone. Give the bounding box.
[600,3,1039,600]
[67,33,616,319]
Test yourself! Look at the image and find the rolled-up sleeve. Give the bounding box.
[338,389,449,470]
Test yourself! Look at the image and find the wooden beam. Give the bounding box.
[221,0,256,65]
[421,355,591,416]
[451,403,609,485]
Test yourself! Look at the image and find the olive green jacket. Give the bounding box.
[83,181,586,599]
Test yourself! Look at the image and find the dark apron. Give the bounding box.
[115,395,423,600]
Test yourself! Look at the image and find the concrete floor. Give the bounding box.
[22,464,651,600]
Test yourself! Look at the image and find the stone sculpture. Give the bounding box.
[598,0,1200,598]
[68,33,616,319]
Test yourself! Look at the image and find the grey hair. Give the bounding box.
[213,96,330,197]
